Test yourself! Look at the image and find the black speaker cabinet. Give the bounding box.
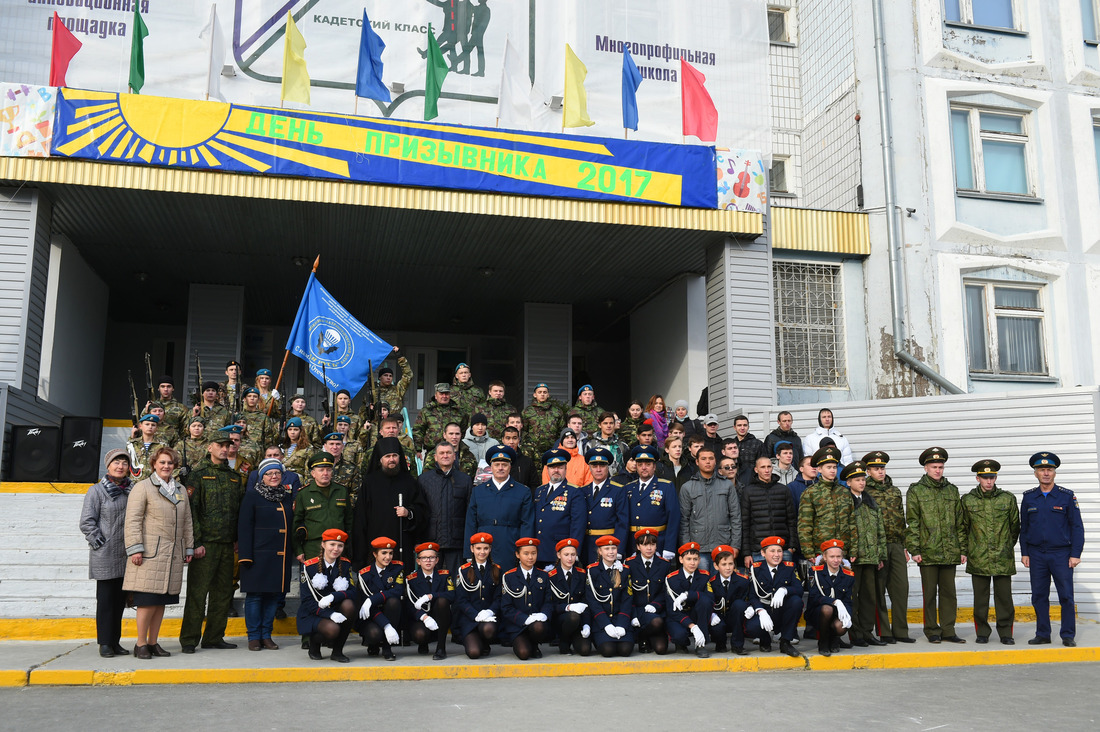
[59,417,103,483]
[9,425,60,481]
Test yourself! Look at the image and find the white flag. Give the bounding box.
[496,37,531,129]
[199,4,227,102]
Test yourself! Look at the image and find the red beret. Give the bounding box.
[469,532,493,546]
[760,536,786,549]
[711,544,737,562]
[515,537,540,548]
[594,535,620,548]
[678,541,702,556]
[820,539,845,552]
[556,538,580,552]
[415,542,441,555]
[321,529,347,543]
[371,536,396,550]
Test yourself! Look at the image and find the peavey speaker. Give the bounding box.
[58,417,103,483]
[9,425,60,481]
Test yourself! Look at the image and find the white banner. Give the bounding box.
[0,0,770,157]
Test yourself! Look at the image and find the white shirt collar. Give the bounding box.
[492,478,508,490]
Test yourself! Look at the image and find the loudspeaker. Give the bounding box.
[59,417,104,483]
[9,425,60,481]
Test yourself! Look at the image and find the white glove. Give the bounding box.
[835,601,852,628]
[710,613,721,627]
[271,389,280,400]
[566,603,587,614]
[840,613,852,630]
[484,612,497,623]
[530,613,548,623]
[661,551,675,562]
[332,576,349,593]
[542,563,556,572]
[358,602,371,620]
[691,625,706,647]
[474,609,492,622]
[744,606,755,620]
[644,604,657,614]
[329,611,347,624]
[384,625,400,645]
[311,573,329,590]
[770,587,787,608]
[757,609,773,633]
[632,617,641,627]
[318,594,334,609]
[581,624,591,638]
[423,615,439,631]
[525,614,539,626]
[611,560,623,571]
[606,624,625,639]
[414,595,431,611]
[673,591,688,611]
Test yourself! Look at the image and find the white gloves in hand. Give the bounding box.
[530,613,548,623]
[581,624,591,638]
[474,609,492,623]
[358,602,371,620]
[757,609,773,633]
[525,615,539,626]
[662,551,676,562]
[691,625,706,647]
[384,625,400,645]
[332,576,349,593]
[632,617,641,628]
[566,603,587,614]
[835,601,852,628]
[673,592,688,611]
[644,604,657,614]
[329,611,347,624]
[710,613,722,627]
[606,625,625,639]
[414,595,431,611]
[770,587,787,608]
[422,615,439,631]
[744,606,756,619]
[311,573,329,590]
[611,560,624,571]
[318,594,334,609]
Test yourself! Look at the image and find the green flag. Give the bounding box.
[424,24,448,120]
[128,7,149,93]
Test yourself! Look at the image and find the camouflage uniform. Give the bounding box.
[960,484,1020,640]
[257,391,281,420]
[849,493,888,643]
[412,399,468,452]
[216,382,244,413]
[905,474,965,639]
[866,473,909,639]
[619,416,645,447]
[196,404,231,431]
[797,478,854,555]
[240,408,278,450]
[126,437,167,483]
[293,479,353,559]
[521,399,566,470]
[327,453,362,506]
[450,379,485,417]
[160,397,189,439]
[473,396,517,440]
[173,437,209,480]
[571,399,602,435]
[283,443,311,477]
[342,440,365,470]
[374,356,413,412]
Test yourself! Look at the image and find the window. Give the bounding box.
[944,0,1017,30]
[964,281,1047,375]
[1094,120,1100,185]
[773,262,847,388]
[950,106,1033,196]
[769,158,789,194]
[768,8,790,44]
[1083,0,1099,43]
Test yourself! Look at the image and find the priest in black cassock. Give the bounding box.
[352,437,428,570]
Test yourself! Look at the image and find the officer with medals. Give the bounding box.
[624,527,671,654]
[707,544,753,655]
[454,532,502,659]
[500,537,554,659]
[665,541,714,658]
[533,448,587,569]
[747,536,804,657]
[582,447,630,566]
[546,537,592,656]
[298,529,358,663]
[356,536,405,661]
[405,542,455,660]
[1020,452,1085,647]
[625,445,681,560]
[586,535,634,657]
[805,539,855,656]
[961,459,1020,645]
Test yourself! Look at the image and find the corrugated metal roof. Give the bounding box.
[771,206,871,255]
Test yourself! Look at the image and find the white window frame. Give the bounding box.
[944,0,1021,31]
[963,279,1049,377]
[767,7,793,45]
[1083,0,1100,44]
[773,261,848,389]
[950,105,1037,198]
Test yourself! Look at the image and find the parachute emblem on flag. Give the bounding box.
[307,317,354,368]
[317,328,341,355]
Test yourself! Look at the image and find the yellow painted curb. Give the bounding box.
[0,670,29,687]
[28,669,96,686]
[0,482,91,494]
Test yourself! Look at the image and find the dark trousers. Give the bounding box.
[971,574,1014,639]
[1029,548,1075,639]
[439,549,462,577]
[95,577,126,646]
[918,564,958,638]
[851,563,881,641]
[668,598,715,645]
[746,596,804,642]
[875,542,910,638]
[180,542,236,647]
[711,599,750,649]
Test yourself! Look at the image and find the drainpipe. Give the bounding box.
[871,0,965,395]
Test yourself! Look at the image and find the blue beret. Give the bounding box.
[285,417,303,428]
[454,362,469,372]
[585,447,612,465]
[256,369,272,377]
[336,415,352,424]
[139,413,160,424]
[577,384,593,395]
[1029,452,1060,469]
[221,425,243,434]
[534,382,549,390]
[631,445,659,462]
[542,448,570,467]
[487,445,516,463]
[241,386,259,397]
[323,432,343,442]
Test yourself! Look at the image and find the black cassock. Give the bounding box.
[352,469,428,570]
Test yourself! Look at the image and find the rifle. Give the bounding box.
[366,360,376,424]
[144,352,155,405]
[127,370,140,428]
[320,364,331,428]
[190,350,204,406]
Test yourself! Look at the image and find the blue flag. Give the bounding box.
[621,48,642,131]
[286,273,392,397]
[355,10,390,102]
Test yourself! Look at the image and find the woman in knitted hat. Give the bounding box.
[237,458,295,650]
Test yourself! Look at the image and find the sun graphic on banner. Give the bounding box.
[54,88,349,177]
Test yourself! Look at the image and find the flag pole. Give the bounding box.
[624,128,628,139]
[205,4,216,103]
[268,255,319,418]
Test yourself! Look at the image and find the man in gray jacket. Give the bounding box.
[679,447,742,572]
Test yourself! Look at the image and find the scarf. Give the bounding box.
[255,481,288,503]
[102,475,133,499]
[150,473,184,505]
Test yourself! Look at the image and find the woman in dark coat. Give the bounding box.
[237,458,295,650]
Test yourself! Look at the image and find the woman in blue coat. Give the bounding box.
[237,459,295,651]
[463,445,535,571]
[454,532,502,658]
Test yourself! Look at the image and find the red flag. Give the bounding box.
[49,12,83,87]
[680,59,718,143]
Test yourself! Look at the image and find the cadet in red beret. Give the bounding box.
[746,536,804,657]
[587,535,634,657]
[500,538,553,659]
[707,545,753,654]
[454,533,502,659]
[406,541,455,660]
[665,542,714,657]
[298,529,358,663]
[624,527,671,654]
[547,538,592,656]
[805,539,855,656]
[355,536,405,661]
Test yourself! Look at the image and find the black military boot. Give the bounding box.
[307,633,324,661]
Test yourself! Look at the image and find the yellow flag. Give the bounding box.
[563,44,595,128]
[281,12,310,105]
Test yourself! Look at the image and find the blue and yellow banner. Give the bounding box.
[50,88,717,208]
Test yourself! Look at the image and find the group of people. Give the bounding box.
[79,361,1085,663]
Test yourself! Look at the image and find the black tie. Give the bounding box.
[644,561,651,571]
[723,579,729,591]
[564,571,570,582]
[770,568,776,580]
[592,485,599,499]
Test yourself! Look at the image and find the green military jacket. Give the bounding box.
[905,475,966,565]
[412,399,468,452]
[571,400,602,435]
[450,379,485,417]
[474,397,517,440]
[866,474,906,544]
[960,485,1020,576]
[173,436,208,479]
[619,416,645,447]
[850,493,888,565]
[195,403,231,431]
[797,478,854,553]
[521,400,566,462]
[127,438,167,483]
[283,443,311,477]
[185,460,245,546]
[240,408,278,449]
[374,357,413,413]
[293,480,353,558]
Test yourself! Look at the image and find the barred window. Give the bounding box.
[773,262,848,387]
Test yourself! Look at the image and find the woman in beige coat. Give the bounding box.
[123,447,194,659]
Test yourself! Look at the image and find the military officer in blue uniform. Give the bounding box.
[625,445,680,560]
[298,529,359,663]
[665,541,714,658]
[405,541,455,660]
[355,536,405,661]
[805,539,855,656]
[1020,452,1085,647]
[582,447,629,565]
[707,544,753,655]
[534,449,587,568]
[464,445,535,572]
[625,527,671,654]
[547,538,592,656]
[586,535,635,657]
[454,532,502,659]
[500,537,554,659]
[747,536,804,657]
